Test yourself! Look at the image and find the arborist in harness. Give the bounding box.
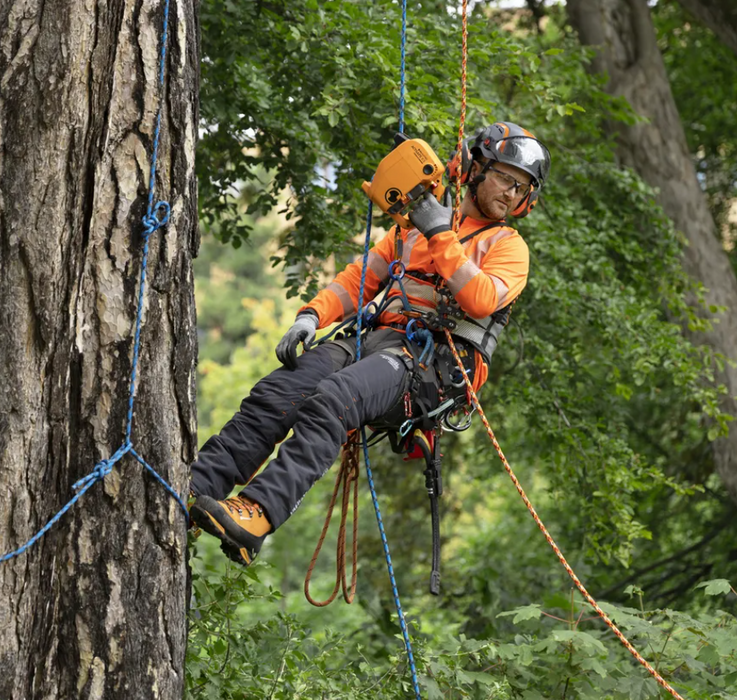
[189,122,551,568]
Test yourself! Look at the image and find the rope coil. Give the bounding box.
[304,432,360,607]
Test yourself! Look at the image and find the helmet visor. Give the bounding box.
[497,136,551,187]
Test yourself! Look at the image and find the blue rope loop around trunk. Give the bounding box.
[1,0,187,566]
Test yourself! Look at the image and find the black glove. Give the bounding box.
[275,313,319,370]
[408,188,453,239]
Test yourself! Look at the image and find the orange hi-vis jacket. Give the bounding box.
[301,216,530,391]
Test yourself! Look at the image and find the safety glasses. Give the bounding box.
[484,163,532,198]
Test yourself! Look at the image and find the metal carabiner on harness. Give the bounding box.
[388,260,406,281]
[440,401,475,432]
[450,366,467,388]
[361,301,380,328]
[399,397,456,438]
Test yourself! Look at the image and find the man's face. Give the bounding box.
[470,159,532,220]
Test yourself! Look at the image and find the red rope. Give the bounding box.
[304,433,359,606]
[452,0,469,233]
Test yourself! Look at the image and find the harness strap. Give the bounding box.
[458,220,507,245]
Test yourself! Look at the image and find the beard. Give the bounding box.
[475,186,513,220]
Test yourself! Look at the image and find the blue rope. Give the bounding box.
[356,4,421,690]
[356,207,422,700]
[1,0,187,566]
[361,429,421,698]
[399,0,407,134]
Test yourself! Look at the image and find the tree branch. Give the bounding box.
[598,516,730,599]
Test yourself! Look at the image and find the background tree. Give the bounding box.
[566,0,737,505]
[0,1,198,697]
[674,0,737,56]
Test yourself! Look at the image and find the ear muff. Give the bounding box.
[511,185,538,218]
[446,138,474,185]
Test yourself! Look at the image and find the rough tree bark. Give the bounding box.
[566,0,737,504]
[0,1,198,698]
[674,0,737,58]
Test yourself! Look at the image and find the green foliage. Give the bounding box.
[198,0,613,300]
[194,217,287,367]
[187,548,737,699]
[196,0,735,566]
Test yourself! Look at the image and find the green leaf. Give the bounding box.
[497,604,543,623]
[552,630,607,654]
[580,657,608,678]
[420,676,443,700]
[619,676,660,700]
[695,579,733,596]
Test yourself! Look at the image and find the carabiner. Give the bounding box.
[388,260,406,281]
[399,419,414,438]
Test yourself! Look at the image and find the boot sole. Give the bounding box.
[190,497,262,567]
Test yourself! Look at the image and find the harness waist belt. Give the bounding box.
[401,300,509,366]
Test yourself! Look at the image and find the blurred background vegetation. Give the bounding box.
[186,1,737,698]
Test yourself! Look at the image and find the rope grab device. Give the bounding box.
[361,132,446,228]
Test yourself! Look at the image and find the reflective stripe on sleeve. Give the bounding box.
[367,251,389,281]
[488,274,509,309]
[471,228,515,266]
[447,259,482,296]
[401,229,422,267]
[326,282,356,319]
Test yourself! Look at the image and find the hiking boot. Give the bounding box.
[189,494,272,566]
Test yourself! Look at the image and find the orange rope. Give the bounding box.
[304,432,360,606]
[452,0,469,233]
[447,3,685,696]
[443,330,685,698]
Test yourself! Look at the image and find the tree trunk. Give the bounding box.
[675,0,737,58]
[0,1,199,698]
[566,0,737,504]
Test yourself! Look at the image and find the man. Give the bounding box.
[189,122,551,566]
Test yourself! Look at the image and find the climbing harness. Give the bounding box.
[0,0,187,566]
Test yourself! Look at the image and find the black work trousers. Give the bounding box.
[190,329,425,529]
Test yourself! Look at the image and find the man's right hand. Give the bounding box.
[275,313,320,370]
[408,188,453,240]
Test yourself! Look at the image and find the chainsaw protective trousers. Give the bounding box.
[190,329,427,529]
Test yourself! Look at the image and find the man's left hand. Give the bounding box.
[408,189,453,239]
